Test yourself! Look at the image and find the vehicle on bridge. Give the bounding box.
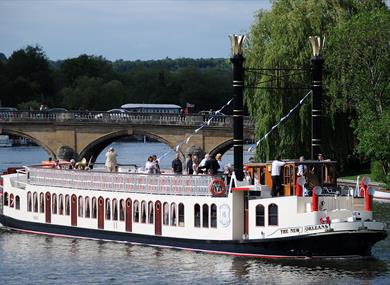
[121,103,181,114]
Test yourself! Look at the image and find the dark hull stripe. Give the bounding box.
[0,215,387,258]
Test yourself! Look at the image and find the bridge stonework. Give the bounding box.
[0,111,254,162]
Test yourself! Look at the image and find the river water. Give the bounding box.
[0,144,389,284]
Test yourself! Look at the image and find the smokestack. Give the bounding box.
[230,34,245,181]
[309,36,325,159]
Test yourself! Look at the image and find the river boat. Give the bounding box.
[373,188,390,202]
[0,36,387,258]
[0,135,12,147]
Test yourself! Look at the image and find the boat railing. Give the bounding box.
[26,167,222,196]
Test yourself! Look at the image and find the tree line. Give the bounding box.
[245,0,390,185]
[0,50,232,112]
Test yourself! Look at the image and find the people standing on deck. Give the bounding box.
[152,154,161,174]
[297,155,307,176]
[145,156,157,174]
[202,154,220,175]
[69,159,76,170]
[198,153,210,174]
[105,147,118,172]
[171,152,183,174]
[53,159,61,169]
[271,156,285,197]
[192,155,200,174]
[215,153,224,172]
[186,153,194,174]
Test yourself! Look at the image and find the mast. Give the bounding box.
[230,34,246,181]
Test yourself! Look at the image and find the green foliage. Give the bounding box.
[16,100,41,111]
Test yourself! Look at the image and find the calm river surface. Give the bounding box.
[0,144,389,284]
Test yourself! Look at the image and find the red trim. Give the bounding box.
[232,187,250,192]
[6,226,306,259]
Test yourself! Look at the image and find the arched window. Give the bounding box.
[52,194,57,214]
[163,202,169,225]
[202,204,209,228]
[119,199,125,221]
[210,204,217,228]
[85,197,90,218]
[133,200,139,222]
[178,203,184,227]
[148,201,154,224]
[65,195,70,216]
[256,204,265,226]
[105,198,111,220]
[3,192,8,206]
[33,192,38,213]
[112,199,118,221]
[27,192,32,212]
[39,192,45,213]
[268,204,278,226]
[78,196,83,217]
[58,194,64,215]
[194,204,200,227]
[141,200,146,223]
[10,194,14,208]
[170,203,177,226]
[15,195,20,210]
[91,197,97,219]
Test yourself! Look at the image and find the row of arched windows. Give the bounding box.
[3,192,20,210]
[255,204,278,226]
[23,192,221,229]
[194,203,217,228]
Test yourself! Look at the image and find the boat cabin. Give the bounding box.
[245,160,338,196]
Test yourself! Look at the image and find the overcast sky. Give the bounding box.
[0,0,272,61]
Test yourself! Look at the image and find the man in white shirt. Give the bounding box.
[271,157,285,197]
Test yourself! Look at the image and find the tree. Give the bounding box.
[326,6,390,181]
[0,46,54,107]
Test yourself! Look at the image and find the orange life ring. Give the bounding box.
[209,179,226,197]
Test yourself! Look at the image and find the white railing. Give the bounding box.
[27,167,218,196]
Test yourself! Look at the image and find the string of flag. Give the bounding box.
[247,90,312,152]
[158,98,234,161]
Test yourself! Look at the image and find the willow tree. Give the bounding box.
[326,3,390,183]
[245,0,389,171]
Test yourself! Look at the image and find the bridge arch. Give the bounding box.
[79,129,177,164]
[1,128,55,158]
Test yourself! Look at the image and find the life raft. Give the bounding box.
[209,178,226,197]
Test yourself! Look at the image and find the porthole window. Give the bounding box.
[163,202,169,225]
[178,203,184,227]
[256,204,265,226]
[194,204,200,227]
[202,204,209,228]
[268,204,278,226]
[133,200,139,223]
[210,204,217,228]
[52,194,57,214]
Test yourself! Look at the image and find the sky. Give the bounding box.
[0,0,272,61]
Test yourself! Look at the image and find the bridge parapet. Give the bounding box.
[0,111,254,128]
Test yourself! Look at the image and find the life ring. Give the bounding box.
[209,179,226,197]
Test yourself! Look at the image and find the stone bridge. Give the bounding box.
[0,111,255,162]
